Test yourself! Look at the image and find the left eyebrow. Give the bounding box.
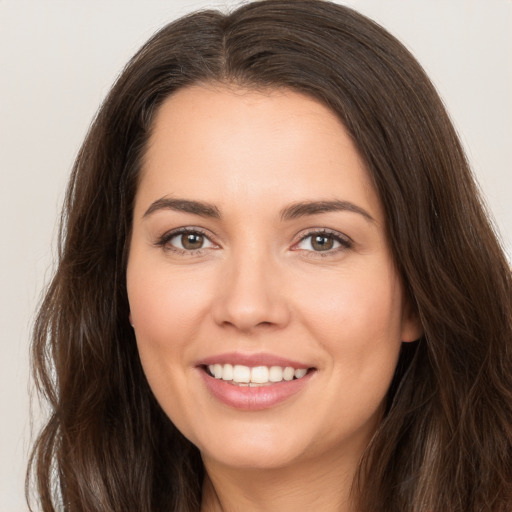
[143,197,221,219]
[280,200,375,223]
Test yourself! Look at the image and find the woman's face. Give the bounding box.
[127,85,420,473]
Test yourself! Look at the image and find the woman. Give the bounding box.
[28,1,512,511]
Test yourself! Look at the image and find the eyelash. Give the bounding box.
[155,227,216,256]
[292,228,352,256]
[155,227,352,257]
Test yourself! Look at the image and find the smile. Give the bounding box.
[199,361,316,410]
[207,364,309,386]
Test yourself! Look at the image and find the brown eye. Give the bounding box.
[165,230,215,252]
[181,233,204,250]
[296,231,350,253]
[311,235,334,251]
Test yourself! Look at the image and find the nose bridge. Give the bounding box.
[212,240,290,331]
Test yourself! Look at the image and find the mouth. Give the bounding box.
[197,353,317,410]
[204,363,313,386]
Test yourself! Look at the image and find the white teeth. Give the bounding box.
[283,367,294,381]
[269,366,283,382]
[251,366,269,383]
[294,368,307,379]
[213,364,223,379]
[233,365,251,383]
[207,363,309,384]
[221,363,233,381]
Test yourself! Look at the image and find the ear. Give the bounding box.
[400,300,423,342]
[129,312,134,327]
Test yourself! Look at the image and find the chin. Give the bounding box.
[201,443,305,471]
[191,419,329,472]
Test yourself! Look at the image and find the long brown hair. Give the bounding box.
[28,1,512,510]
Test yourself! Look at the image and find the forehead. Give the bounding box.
[137,84,382,222]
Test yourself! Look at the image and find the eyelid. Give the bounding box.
[154,226,352,256]
[155,226,219,254]
[291,228,353,253]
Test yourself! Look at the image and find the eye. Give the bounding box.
[295,230,351,253]
[171,232,211,250]
[157,228,216,253]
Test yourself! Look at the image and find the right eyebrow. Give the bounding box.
[143,197,221,219]
[280,199,375,223]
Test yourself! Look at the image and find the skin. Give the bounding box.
[126,85,422,512]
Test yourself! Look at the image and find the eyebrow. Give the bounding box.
[143,197,221,219]
[143,197,374,223]
[280,200,375,223]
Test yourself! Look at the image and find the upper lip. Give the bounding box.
[197,352,314,369]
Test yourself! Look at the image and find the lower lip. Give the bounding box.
[199,368,315,411]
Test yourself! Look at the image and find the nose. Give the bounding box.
[211,249,291,333]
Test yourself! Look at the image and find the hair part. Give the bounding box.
[28,1,512,511]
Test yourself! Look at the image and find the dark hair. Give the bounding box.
[28,1,512,511]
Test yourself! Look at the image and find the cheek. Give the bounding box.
[300,264,403,338]
[126,260,214,427]
[126,263,215,437]
[296,263,404,389]
[127,260,213,352]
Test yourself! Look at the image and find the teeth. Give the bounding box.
[221,363,233,381]
[251,366,269,384]
[213,364,223,379]
[233,365,250,383]
[269,366,283,382]
[294,368,307,379]
[283,367,294,381]
[207,364,309,384]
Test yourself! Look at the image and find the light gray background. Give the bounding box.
[1,1,511,510]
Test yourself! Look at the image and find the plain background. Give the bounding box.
[1,1,511,510]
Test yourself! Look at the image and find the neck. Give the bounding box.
[200,450,361,512]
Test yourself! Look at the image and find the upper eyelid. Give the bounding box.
[156,226,217,247]
[159,226,212,239]
[155,226,351,249]
[294,227,352,243]
[291,229,353,255]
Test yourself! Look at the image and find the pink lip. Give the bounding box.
[196,352,316,411]
[199,370,314,411]
[197,352,312,368]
